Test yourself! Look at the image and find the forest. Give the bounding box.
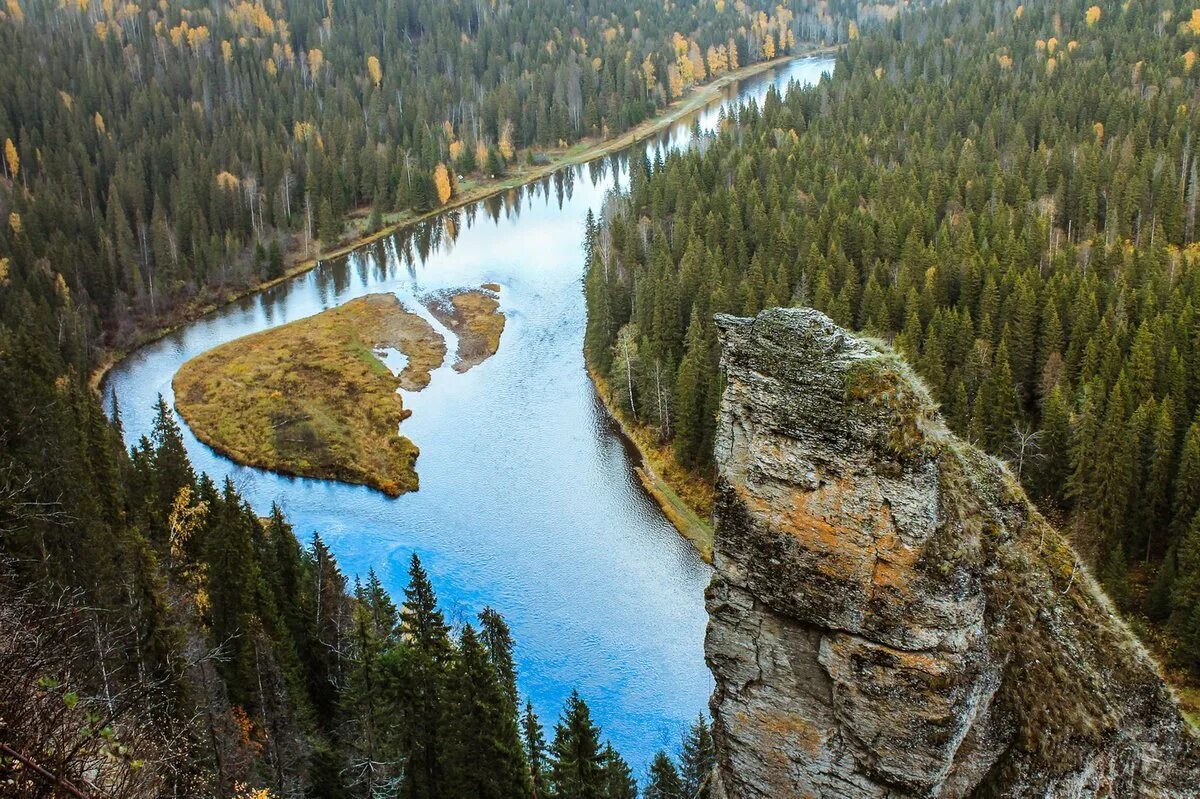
[0,374,715,796]
[0,0,859,363]
[583,0,1200,682]
[0,0,817,792]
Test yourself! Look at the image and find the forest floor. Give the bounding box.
[88,46,839,394]
[590,369,715,561]
[172,293,448,496]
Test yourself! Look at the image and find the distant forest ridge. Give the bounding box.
[0,0,886,369]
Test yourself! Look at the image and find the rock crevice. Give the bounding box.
[706,308,1200,798]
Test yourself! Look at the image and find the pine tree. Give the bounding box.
[679,715,715,798]
[1171,510,1200,671]
[446,624,531,799]
[523,701,550,799]
[1170,419,1200,543]
[599,744,637,799]
[384,553,453,799]
[549,691,606,799]
[674,309,708,466]
[644,751,684,799]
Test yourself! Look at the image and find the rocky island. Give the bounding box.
[706,308,1200,798]
[172,288,504,496]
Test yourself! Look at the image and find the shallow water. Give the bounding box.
[104,55,834,772]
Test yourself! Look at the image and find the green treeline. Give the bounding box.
[0,0,847,357]
[584,0,1200,675]
[2,356,706,795]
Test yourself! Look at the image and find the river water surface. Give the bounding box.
[104,55,834,772]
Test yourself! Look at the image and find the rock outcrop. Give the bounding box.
[705,308,1200,798]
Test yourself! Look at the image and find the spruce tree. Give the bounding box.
[549,691,606,799]
[523,701,550,799]
[446,624,531,799]
[680,715,716,798]
[599,744,637,799]
[644,751,684,799]
[384,553,453,799]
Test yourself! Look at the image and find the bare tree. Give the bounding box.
[1005,424,1044,481]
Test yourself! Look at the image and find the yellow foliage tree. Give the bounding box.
[94,112,106,134]
[642,54,656,92]
[222,39,233,62]
[0,257,9,286]
[367,55,382,87]
[1085,5,1101,25]
[727,37,739,69]
[5,0,24,23]
[1186,50,1198,71]
[848,20,859,40]
[308,48,324,80]
[449,139,464,162]
[498,120,514,160]
[8,212,21,236]
[1190,9,1200,35]
[434,163,452,205]
[4,138,17,179]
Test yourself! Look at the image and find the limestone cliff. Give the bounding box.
[705,308,1200,798]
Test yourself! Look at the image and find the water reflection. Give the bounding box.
[103,57,834,773]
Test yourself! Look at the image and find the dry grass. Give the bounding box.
[422,287,505,372]
[173,294,446,496]
[589,368,715,559]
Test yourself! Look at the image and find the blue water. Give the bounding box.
[104,56,834,773]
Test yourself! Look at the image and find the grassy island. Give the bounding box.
[421,287,506,372]
[173,293,447,496]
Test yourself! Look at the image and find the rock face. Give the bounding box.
[705,308,1200,799]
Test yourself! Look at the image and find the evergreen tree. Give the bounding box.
[644,751,684,799]
[599,745,638,799]
[549,691,606,799]
[679,715,715,798]
[384,554,453,799]
[524,701,551,799]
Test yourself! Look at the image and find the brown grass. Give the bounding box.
[422,287,505,372]
[172,294,446,496]
[589,368,715,559]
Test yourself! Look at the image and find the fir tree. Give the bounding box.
[644,751,684,799]
[549,691,606,799]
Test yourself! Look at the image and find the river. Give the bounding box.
[103,54,834,773]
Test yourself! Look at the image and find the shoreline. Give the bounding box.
[589,368,715,562]
[88,45,839,395]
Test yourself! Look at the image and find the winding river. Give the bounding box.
[104,55,834,772]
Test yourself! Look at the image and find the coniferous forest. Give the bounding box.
[0,0,853,360]
[13,0,1200,791]
[584,0,1200,680]
[0,0,794,792]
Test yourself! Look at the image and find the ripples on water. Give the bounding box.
[104,56,835,772]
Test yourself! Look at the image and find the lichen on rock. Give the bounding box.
[706,307,1200,799]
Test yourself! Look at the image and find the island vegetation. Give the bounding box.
[173,293,443,495]
[422,286,507,372]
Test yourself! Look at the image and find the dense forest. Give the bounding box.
[0,367,716,795]
[0,0,866,362]
[585,0,1200,678]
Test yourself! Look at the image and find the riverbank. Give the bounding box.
[88,46,838,396]
[590,368,715,561]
